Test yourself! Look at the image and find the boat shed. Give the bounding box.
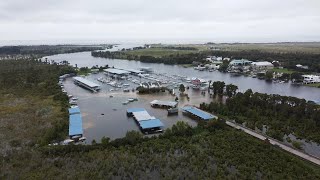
[150,100,178,108]
[139,119,164,130]
[126,108,146,116]
[119,68,144,75]
[69,107,80,115]
[69,113,83,137]
[182,106,217,121]
[104,68,130,76]
[132,111,155,121]
[126,108,164,133]
[73,77,101,92]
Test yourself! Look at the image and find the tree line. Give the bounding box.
[200,83,320,143]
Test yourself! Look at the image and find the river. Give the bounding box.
[45,44,320,101]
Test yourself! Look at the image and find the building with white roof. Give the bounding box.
[302,75,320,84]
[251,61,274,71]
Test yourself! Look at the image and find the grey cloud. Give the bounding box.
[0,0,319,42]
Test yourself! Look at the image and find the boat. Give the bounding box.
[63,139,74,145]
[128,98,135,102]
[79,137,87,142]
[122,101,129,105]
[123,83,130,87]
[69,100,77,105]
[168,107,179,115]
[71,97,78,101]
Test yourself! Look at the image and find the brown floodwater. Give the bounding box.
[63,73,214,143]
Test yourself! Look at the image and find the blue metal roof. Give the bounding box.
[127,108,146,113]
[68,107,80,115]
[138,119,164,129]
[69,114,83,136]
[182,106,217,121]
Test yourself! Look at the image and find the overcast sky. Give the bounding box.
[0,0,320,44]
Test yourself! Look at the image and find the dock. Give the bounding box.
[182,106,217,121]
[126,108,164,134]
[73,77,101,92]
[150,100,178,109]
[68,107,83,139]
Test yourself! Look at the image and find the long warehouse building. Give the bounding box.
[73,77,101,92]
[68,107,83,139]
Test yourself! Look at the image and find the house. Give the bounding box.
[302,75,320,84]
[251,61,274,71]
[229,59,252,66]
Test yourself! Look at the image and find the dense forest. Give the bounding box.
[0,45,104,56]
[0,59,75,146]
[91,50,207,65]
[201,85,320,143]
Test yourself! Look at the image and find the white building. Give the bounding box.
[251,61,274,71]
[302,75,320,84]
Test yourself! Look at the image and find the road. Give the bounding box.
[225,120,320,166]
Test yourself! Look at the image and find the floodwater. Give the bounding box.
[45,44,320,101]
[62,73,214,142]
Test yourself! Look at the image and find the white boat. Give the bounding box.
[123,84,130,87]
[122,101,129,105]
[63,139,74,145]
[69,100,77,105]
[128,98,135,102]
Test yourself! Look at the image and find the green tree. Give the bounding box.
[212,81,225,95]
[265,71,273,81]
[226,84,238,98]
[179,84,185,95]
[291,72,304,83]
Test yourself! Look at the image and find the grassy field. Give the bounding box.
[125,47,201,58]
[272,68,297,74]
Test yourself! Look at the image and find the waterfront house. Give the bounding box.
[229,59,252,66]
[251,61,274,71]
[302,75,320,84]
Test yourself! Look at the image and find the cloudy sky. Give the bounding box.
[0,0,320,44]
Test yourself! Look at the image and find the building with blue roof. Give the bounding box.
[69,113,83,137]
[69,107,80,115]
[127,108,164,134]
[138,119,164,130]
[182,106,217,121]
[126,108,146,116]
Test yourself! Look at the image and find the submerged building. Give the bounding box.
[127,108,164,134]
